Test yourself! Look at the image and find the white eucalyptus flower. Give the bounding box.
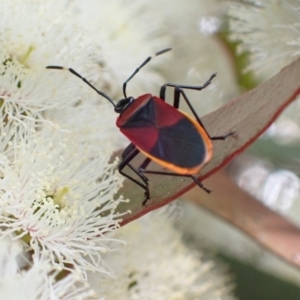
[0,237,29,278]
[0,0,104,122]
[45,102,128,154]
[228,0,300,80]
[146,0,239,115]
[0,238,96,300]
[88,212,235,300]
[68,0,171,98]
[0,123,126,280]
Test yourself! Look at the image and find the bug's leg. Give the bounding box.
[190,175,211,193]
[175,88,235,140]
[138,157,152,173]
[159,73,216,100]
[141,169,211,194]
[162,87,233,140]
[159,74,234,140]
[120,144,149,185]
[119,144,150,204]
[136,157,153,205]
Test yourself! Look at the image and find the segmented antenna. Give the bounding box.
[122,48,172,98]
[46,66,116,107]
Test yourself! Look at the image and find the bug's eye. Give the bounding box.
[115,97,134,113]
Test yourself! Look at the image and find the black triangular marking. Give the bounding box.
[150,118,206,168]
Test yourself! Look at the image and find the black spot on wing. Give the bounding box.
[149,118,206,168]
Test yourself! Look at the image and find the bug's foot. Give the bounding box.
[191,176,212,194]
[224,131,236,139]
[202,185,212,194]
[203,73,217,88]
[142,191,150,206]
[211,131,236,141]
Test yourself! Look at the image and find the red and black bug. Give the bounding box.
[46,48,233,205]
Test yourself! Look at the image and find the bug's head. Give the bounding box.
[114,97,134,113]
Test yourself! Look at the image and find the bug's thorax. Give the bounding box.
[116,94,153,128]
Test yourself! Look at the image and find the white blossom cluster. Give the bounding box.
[228,0,300,209]
[88,212,235,300]
[0,0,237,299]
[228,0,300,81]
[0,0,158,297]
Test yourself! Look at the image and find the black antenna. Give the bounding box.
[122,48,172,98]
[46,66,116,107]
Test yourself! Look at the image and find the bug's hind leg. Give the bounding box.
[190,175,211,193]
[119,143,150,204]
[140,170,211,194]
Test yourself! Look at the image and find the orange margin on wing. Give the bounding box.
[137,110,213,175]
